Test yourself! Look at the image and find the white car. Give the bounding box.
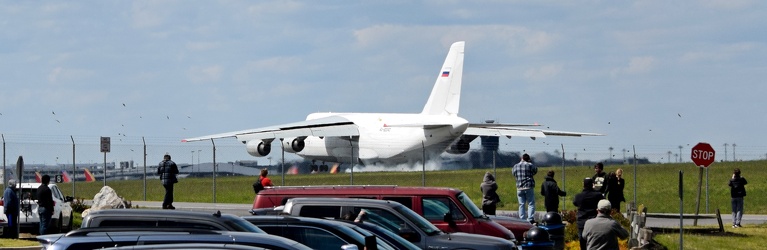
[1,182,74,233]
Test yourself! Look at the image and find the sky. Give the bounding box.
[1,0,766,166]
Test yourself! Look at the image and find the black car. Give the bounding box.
[37,227,312,250]
[242,215,394,250]
[81,209,264,233]
[331,219,421,250]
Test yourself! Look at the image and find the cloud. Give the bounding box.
[353,24,557,54]
[186,41,219,51]
[524,64,563,81]
[611,56,655,77]
[47,67,95,84]
[131,0,177,29]
[187,65,223,83]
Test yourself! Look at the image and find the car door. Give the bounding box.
[51,185,73,225]
[421,196,471,233]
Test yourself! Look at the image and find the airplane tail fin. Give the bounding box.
[61,170,71,183]
[421,41,465,116]
[35,172,42,183]
[84,168,95,182]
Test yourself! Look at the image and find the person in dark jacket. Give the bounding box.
[541,170,566,213]
[606,169,626,213]
[729,168,748,228]
[36,175,54,235]
[158,154,180,210]
[592,162,608,195]
[573,177,603,250]
[480,172,500,215]
[3,179,19,238]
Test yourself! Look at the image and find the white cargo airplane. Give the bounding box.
[183,41,601,166]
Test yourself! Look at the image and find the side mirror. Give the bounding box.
[65,196,74,203]
[443,213,457,227]
[340,244,359,250]
[398,226,421,243]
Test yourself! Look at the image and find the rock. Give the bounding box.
[82,186,126,217]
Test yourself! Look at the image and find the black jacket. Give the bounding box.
[606,175,625,203]
[729,177,748,198]
[573,188,603,229]
[540,176,566,212]
[480,172,500,206]
[36,184,54,212]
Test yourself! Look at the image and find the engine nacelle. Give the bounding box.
[445,138,471,154]
[445,135,477,154]
[281,137,306,153]
[246,140,271,157]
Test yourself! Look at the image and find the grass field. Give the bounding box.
[38,160,767,214]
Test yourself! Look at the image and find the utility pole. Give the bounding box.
[667,151,672,163]
[732,144,736,161]
[723,143,728,162]
[678,145,683,162]
[609,147,614,163]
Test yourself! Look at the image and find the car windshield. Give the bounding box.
[223,217,266,233]
[457,192,484,218]
[392,205,443,236]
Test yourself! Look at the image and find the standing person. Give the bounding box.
[583,199,629,250]
[480,171,500,215]
[541,170,566,213]
[512,153,538,224]
[729,168,748,228]
[592,163,608,195]
[573,178,603,250]
[253,168,274,194]
[36,175,54,235]
[3,179,19,238]
[158,153,179,210]
[606,169,626,213]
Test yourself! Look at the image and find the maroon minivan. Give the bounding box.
[252,185,533,241]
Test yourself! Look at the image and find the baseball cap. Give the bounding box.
[598,199,611,211]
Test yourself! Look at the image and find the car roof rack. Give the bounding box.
[65,227,221,236]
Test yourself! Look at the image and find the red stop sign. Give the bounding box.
[691,142,716,167]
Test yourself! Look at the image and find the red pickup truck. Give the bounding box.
[252,185,533,241]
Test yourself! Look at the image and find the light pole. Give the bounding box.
[197,150,202,173]
[678,145,683,162]
[723,143,728,162]
[190,151,195,172]
[622,149,627,164]
[732,144,736,161]
[608,147,614,163]
[667,151,672,163]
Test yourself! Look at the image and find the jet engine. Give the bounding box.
[246,140,271,157]
[281,137,306,153]
[445,135,477,154]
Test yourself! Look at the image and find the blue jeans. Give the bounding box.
[516,188,536,222]
[732,197,744,226]
[38,207,53,235]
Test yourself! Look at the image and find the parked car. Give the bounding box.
[242,215,392,250]
[37,227,313,250]
[0,182,74,233]
[280,197,517,250]
[81,209,264,233]
[331,219,422,250]
[251,185,530,240]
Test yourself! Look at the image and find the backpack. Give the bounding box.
[253,177,264,194]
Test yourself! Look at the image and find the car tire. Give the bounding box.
[53,213,64,234]
[64,212,73,232]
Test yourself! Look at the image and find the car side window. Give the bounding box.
[382,197,412,208]
[51,186,64,200]
[353,207,406,233]
[283,226,349,250]
[298,205,343,219]
[422,197,465,221]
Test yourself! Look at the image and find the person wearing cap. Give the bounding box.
[512,153,538,223]
[583,199,629,250]
[573,177,603,250]
[3,179,19,238]
[157,153,179,209]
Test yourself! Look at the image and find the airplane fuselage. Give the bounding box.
[296,112,469,165]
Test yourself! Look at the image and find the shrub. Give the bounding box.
[70,198,91,213]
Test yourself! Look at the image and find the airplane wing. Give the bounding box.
[464,123,603,138]
[182,116,359,143]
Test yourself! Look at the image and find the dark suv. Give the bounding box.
[37,227,312,250]
[242,215,391,250]
[81,209,264,233]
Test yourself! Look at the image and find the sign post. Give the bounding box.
[100,137,111,187]
[690,142,715,226]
